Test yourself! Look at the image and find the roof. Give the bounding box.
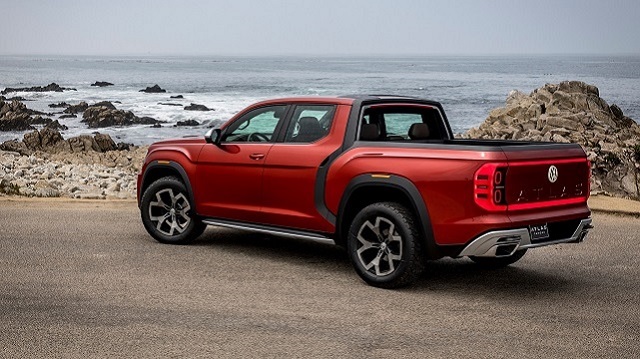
[251,96,354,107]
[249,95,439,107]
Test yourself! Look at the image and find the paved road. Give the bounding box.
[1,199,639,358]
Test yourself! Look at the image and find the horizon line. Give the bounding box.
[1,52,640,58]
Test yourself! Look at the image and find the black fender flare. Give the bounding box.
[336,174,440,259]
[139,161,196,210]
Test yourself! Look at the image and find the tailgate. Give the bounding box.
[502,143,590,210]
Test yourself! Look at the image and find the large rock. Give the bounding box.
[91,81,114,87]
[82,107,132,127]
[1,95,28,102]
[64,101,89,114]
[139,84,166,93]
[138,116,159,125]
[45,119,68,131]
[184,103,212,111]
[94,133,117,152]
[1,82,75,95]
[23,128,66,151]
[82,104,160,128]
[1,128,123,155]
[91,101,117,110]
[49,102,70,108]
[464,81,640,198]
[175,120,200,127]
[0,99,59,131]
[68,135,100,152]
[0,139,28,154]
[63,101,114,116]
[0,113,34,131]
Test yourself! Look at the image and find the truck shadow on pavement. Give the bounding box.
[415,259,583,300]
[193,228,585,298]
[193,228,352,273]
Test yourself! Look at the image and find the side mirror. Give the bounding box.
[204,128,222,146]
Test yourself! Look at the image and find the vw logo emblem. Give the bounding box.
[548,165,559,183]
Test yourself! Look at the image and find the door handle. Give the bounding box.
[249,153,265,160]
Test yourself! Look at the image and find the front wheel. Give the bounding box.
[140,176,205,244]
[347,202,426,288]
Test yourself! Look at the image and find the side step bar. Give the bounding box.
[201,218,336,245]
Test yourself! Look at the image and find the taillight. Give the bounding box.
[474,163,508,212]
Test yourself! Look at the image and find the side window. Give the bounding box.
[284,105,336,143]
[223,105,286,143]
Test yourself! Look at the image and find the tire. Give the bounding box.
[140,176,206,244]
[469,249,528,268]
[347,202,426,288]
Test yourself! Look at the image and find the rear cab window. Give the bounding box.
[359,104,448,142]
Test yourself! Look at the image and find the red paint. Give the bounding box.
[138,96,591,250]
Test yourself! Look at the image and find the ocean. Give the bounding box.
[1,55,639,145]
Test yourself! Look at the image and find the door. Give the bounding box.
[196,105,287,222]
[261,104,344,232]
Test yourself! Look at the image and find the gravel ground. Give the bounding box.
[0,199,639,358]
[0,148,146,199]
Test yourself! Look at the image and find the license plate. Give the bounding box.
[529,223,550,241]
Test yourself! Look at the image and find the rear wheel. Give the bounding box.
[469,249,527,268]
[140,176,205,244]
[347,202,425,288]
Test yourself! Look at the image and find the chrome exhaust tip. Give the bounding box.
[574,223,593,243]
[495,243,519,257]
[458,230,528,258]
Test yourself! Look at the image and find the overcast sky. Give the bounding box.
[1,0,639,56]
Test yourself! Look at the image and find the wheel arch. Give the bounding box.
[336,174,441,259]
[139,161,195,210]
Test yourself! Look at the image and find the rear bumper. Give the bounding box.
[458,218,592,258]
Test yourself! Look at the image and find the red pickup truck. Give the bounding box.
[137,96,592,288]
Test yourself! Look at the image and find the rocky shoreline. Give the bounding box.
[0,129,146,199]
[0,82,214,134]
[1,80,639,201]
[0,82,218,200]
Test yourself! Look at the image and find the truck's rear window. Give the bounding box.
[359,105,446,141]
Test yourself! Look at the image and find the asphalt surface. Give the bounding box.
[1,199,639,358]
